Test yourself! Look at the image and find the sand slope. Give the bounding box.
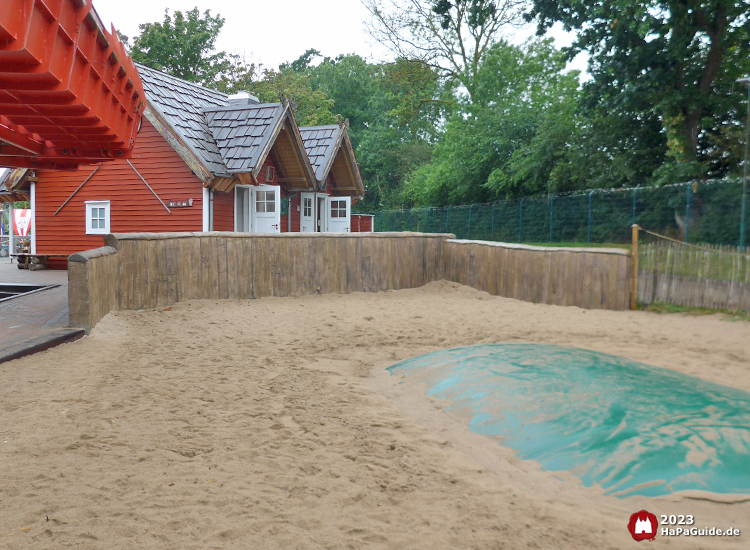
[1,281,748,549]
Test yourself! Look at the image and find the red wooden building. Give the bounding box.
[0,64,366,266]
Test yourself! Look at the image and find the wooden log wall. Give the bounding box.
[68,232,452,332]
[68,233,635,332]
[68,246,119,331]
[442,240,632,310]
[638,242,750,311]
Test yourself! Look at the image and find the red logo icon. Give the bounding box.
[627,510,658,542]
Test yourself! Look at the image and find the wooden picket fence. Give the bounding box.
[637,241,750,311]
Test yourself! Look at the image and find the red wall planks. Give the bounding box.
[212,190,234,231]
[351,215,373,232]
[34,118,204,256]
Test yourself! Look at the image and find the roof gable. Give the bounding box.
[136,64,231,178]
[299,125,343,183]
[203,103,285,175]
[300,125,364,198]
[204,102,316,190]
[131,65,316,192]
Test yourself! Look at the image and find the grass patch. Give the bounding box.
[638,301,750,322]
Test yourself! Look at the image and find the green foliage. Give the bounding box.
[308,54,381,150]
[527,0,750,182]
[248,68,336,127]
[274,52,450,210]
[638,302,750,321]
[405,39,581,205]
[129,8,234,87]
[279,48,322,73]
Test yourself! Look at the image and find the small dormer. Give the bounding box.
[203,102,316,191]
[299,124,364,200]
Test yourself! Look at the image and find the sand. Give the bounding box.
[1,280,748,549]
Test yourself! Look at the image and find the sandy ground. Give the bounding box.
[1,280,749,549]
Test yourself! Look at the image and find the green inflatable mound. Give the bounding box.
[388,344,750,497]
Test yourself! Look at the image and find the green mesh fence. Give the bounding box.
[367,179,749,247]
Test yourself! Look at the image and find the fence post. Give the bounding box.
[633,184,639,226]
[491,202,496,241]
[588,190,594,243]
[446,206,450,234]
[686,183,692,244]
[631,224,639,310]
[394,211,398,232]
[426,207,430,233]
[408,209,412,231]
[468,204,473,240]
[549,195,554,243]
[519,198,524,243]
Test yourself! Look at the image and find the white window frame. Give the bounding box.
[252,185,281,233]
[325,196,350,233]
[300,192,315,232]
[85,200,110,235]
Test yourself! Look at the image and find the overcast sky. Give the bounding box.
[92,0,587,74]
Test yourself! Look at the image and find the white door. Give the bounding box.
[235,186,251,232]
[253,185,280,233]
[300,193,315,232]
[317,195,328,232]
[326,197,351,233]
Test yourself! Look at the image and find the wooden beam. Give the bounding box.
[213,176,242,193]
[268,146,288,180]
[54,163,103,215]
[127,160,171,213]
[631,224,639,310]
[283,125,314,189]
[237,172,254,186]
[0,118,44,155]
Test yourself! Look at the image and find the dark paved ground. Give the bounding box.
[0,259,74,359]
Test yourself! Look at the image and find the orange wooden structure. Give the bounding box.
[0,0,144,170]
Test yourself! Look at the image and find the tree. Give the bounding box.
[129,8,233,87]
[526,0,750,181]
[361,0,525,100]
[309,54,380,150]
[248,68,337,127]
[279,48,323,73]
[405,39,581,205]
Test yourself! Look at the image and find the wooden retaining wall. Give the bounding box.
[68,233,634,333]
[637,242,750,310]
[68,246,119,331]
[442,240,632,310]
[68,232,451,332]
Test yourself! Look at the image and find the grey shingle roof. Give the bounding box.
[203,104,285,174]
[136,64,232,177]
[299,125,342,183]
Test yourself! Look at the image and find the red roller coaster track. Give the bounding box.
[0,0,145,170]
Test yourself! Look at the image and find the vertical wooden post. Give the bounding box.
[631,224,639,310]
